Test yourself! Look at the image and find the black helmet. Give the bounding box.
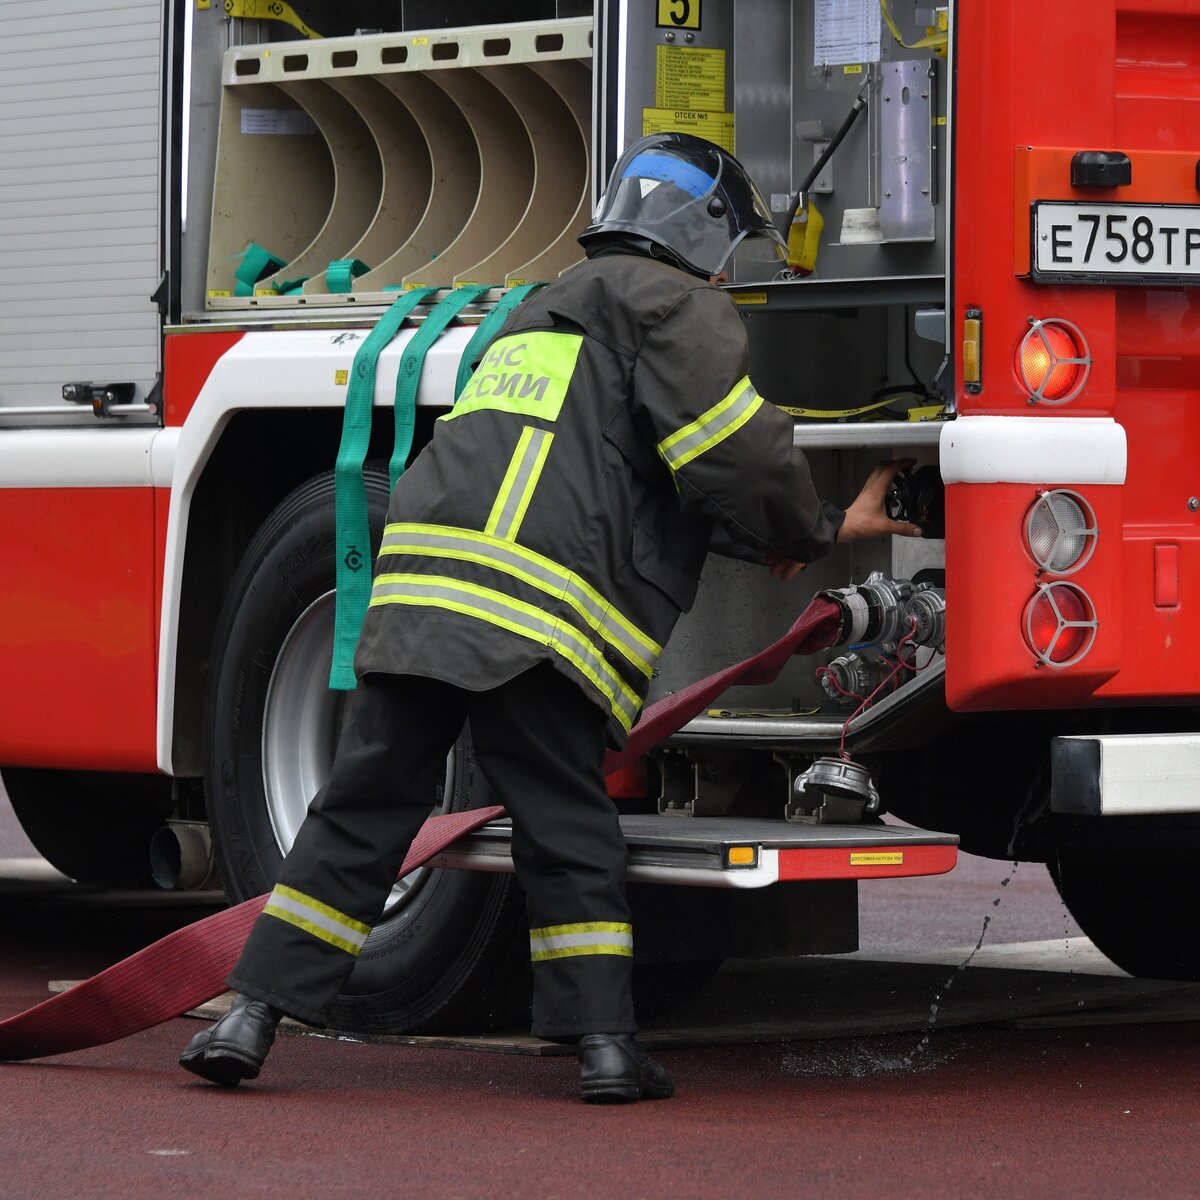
[578,132,786,278]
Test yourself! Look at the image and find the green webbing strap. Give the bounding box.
[389,284,490,489]
[326,259,371,294]
[454,282,545,398]
[329,286,436,690]
[233,243,287,296]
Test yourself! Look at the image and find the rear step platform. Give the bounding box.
[433,815,958,889]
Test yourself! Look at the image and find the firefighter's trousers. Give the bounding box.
[228,664,636,1038]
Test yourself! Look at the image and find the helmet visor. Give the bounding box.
[586,136,789,277]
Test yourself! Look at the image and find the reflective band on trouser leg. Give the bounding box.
[377,523,661,679]
[368,573,642,732]
[262,884,372,956]
[330,286,436,690]
[529,922,633,962]
[657,376,764,475]
[485,427,555,541]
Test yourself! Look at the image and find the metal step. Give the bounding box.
[432,814,959,890]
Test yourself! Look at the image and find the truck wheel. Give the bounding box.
[1051,815,1200,980]
[1,767,168,886]
[205,469,531,1035]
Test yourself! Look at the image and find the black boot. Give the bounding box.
[179,993,282,1087]
[578,1034,674,1104]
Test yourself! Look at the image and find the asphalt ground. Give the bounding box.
[3,790,1200,1198]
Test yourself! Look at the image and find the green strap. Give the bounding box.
[455,282,545,398]
[329,286,436,690]
[326,258,371,295]
[233,243,287,296]
[389,285,489,489]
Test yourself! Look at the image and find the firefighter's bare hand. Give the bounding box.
[837,459,924,542]
[768,557,806,582]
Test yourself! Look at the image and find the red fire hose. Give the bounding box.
[0,596,840,1062]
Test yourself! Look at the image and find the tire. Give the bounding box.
[1051,814,1200,981]
[205,468,531,1035]
[1,767,169,886]
[877,720,1053,861]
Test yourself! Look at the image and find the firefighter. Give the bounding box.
[179,132,922,1102]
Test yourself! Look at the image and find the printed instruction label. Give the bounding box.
[240,108,318,136]
[813,0,881,66]
[655,44,726,111]
[849,852,904,866]
[643,107,734,153]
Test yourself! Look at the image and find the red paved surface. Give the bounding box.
[2,1015,1199,1199]
[2,901,1198,1199]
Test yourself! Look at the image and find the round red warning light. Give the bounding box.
[1022,582,1097,667]
[1015,318,1091,404]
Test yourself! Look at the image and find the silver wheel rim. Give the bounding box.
[261,591,453,917]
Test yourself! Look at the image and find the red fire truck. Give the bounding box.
[3,0,1197,1033]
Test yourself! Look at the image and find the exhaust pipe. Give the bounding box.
[149,820,216,891]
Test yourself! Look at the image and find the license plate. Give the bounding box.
[1031,201,1200,285]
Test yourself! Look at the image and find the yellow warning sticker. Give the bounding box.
[412,35,429,45]
[643,107,734,153]
[843,64,864,74]
[335,369,349,385]
[849,852,904,866]
[656,0,701,31]
[732,292,768,306]
[655,45,725,111]
[207,290,232,298]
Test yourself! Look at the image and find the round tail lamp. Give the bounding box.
[1022,582,1097,667]
[1024,490,1098,575]
[1015,318,1091,404]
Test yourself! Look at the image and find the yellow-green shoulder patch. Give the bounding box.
[443,332,583,424]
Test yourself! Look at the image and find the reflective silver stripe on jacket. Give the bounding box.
[657,376,764,474]
[485,426,555,542]
[378,523,661,679]
[369,572,642,731]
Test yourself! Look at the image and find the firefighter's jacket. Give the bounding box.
[355,252,843,745]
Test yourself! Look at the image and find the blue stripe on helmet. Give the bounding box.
[621,152,715,199]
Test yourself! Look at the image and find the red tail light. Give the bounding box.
[1015,318,1090,404]
[1022,583,1097,667]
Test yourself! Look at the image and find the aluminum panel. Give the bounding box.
[0,0,163,413]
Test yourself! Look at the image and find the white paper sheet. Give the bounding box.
[814,0,883,66]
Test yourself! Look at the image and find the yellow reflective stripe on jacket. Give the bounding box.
[378,523,662,679]
[529,921,633,962]
[263,884,372,956]
[369,573,641,731]
[657,377,764,474]
[442,331,584,424]
[485,426,554,542]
